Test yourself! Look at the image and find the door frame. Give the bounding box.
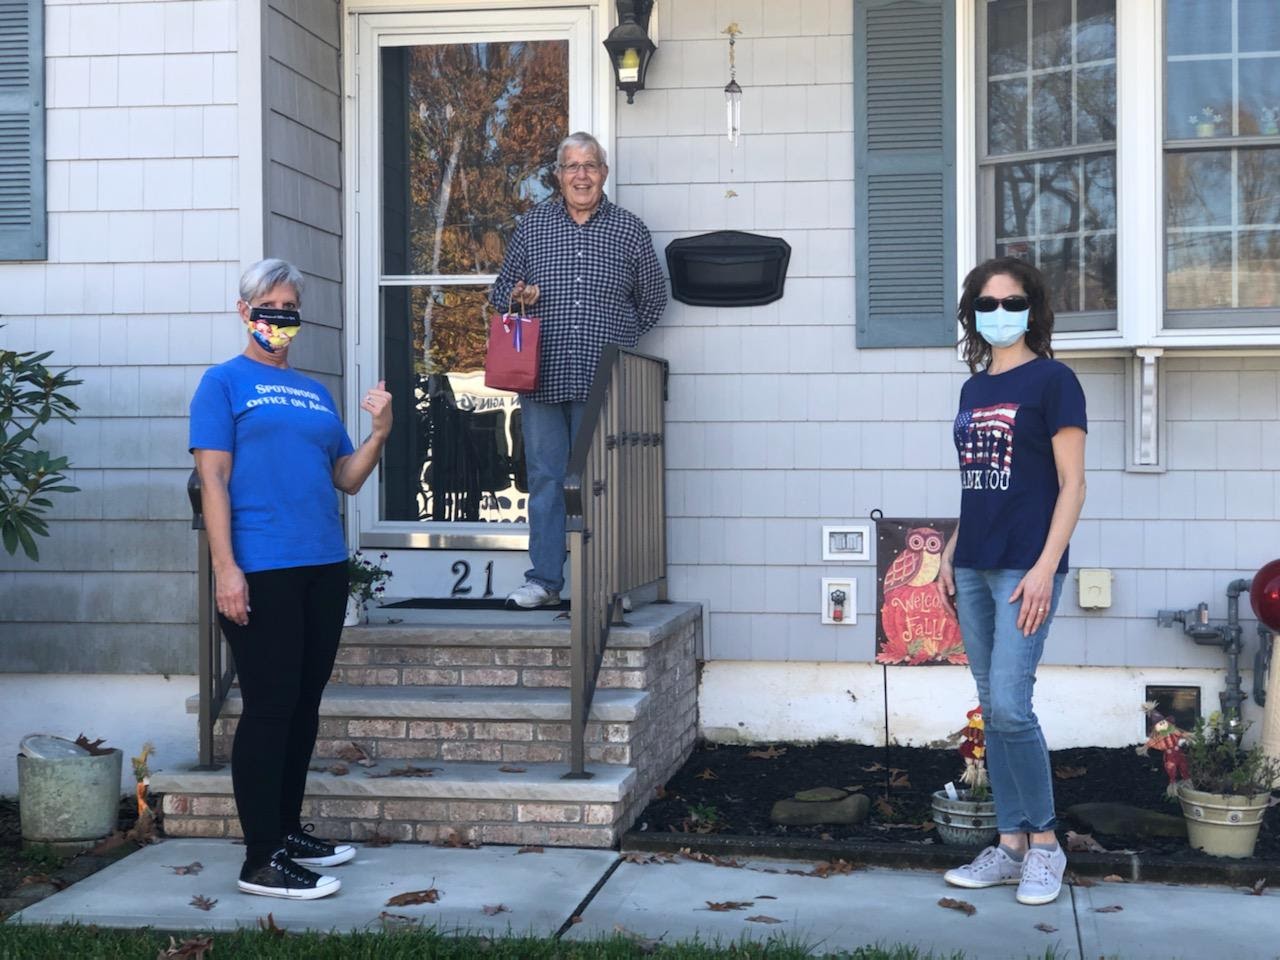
[343,0,615,550]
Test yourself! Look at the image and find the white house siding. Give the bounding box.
[620,0,1280,747]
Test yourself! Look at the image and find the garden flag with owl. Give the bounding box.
[875,517,966,665]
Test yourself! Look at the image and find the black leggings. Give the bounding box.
[217,560,347,863]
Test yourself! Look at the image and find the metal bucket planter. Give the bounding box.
[931,789,998,846]
[1177,784,1270,859]
[17,745,123,851]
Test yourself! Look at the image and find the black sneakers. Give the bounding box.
[238,849,340,900]
[284,823,357,867]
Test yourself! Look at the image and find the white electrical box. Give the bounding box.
[1078,568,1112,609]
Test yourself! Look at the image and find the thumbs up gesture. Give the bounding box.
[362,379,393,439]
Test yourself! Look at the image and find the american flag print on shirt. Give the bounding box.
[955,403,1019,491]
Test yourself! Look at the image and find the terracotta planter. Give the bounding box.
[931,789,998,847]
[1177,784,1270,858]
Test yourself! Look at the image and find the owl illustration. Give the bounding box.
[882,526,944,591]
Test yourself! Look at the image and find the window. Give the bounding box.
[1163,0,1280,327]
[978,0,1117,332]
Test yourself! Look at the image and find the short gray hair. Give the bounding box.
[239,258,304,304]
[556,132,607,169]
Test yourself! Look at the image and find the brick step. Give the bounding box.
[196,685,650,766]
[332,602,701,689]
[153,758,634,848]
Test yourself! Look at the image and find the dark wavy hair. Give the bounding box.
[957,257,1055,372]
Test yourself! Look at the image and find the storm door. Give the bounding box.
[349,8,598,594]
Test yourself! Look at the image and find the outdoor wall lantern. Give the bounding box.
[604,0,656,104]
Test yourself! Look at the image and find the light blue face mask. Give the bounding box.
[976,307,1030,348]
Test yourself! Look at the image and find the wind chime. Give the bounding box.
[723,22,742,145]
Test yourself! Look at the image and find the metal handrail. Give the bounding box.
[188,470,236,769]
[562,345,670,779]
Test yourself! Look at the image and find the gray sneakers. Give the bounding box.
[944,843,1066,905]
[1015,844,1067,905]
[943,845,1022,888]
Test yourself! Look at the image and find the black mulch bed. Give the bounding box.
[633,741,1280,868]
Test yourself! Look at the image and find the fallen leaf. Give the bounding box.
[433,831,480,848]
[378,911,418,927]
[74,733,112,755]
[387,886,441,906]
[1093,904,1124,913]
[517,845,544,854]
[258,913,287,937]
[754,894,778,899]
[746,915,784,924]
[861,762,886,772]
[919,821,936,832]
[888,769,911,789]
[819,832,833,841]
[1054,765,1088,780]
[334,742,377,767]
[678,848,744,869]
[482,904,509,915]
[363,831,394,847]
[695,768,720,780]
[706,900,754,911]
[1068,873,1097,888]
[1249,878,1268,896]
[810,859,857,878]
[621,851,676,864]
[1103,874,1127,883]
[874,797,896,818]
[166,862,204,876]
[498,765,526,773]
[328,763,350,776]
[1034,922,1058,934]
[746,746,786,760]
[189,895,217,911]
[1066,830,1109,853]
[158,935,214,959]
[938,897,976,916]
[724,189,739,198]
[365,764,440,779]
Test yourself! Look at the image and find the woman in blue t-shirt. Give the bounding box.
[938,257,1087,907]
[189,258,392,901]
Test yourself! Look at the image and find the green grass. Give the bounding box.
[0,925,1071,960]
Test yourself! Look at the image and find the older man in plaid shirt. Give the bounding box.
[492,131,667,609]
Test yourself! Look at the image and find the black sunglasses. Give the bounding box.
[973,295,1029,313]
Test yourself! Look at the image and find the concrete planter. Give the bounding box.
[931,789,997,847]
[1177,784,1270,859]
[17,748,123,849]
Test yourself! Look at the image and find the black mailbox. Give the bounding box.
[665,230,791,307]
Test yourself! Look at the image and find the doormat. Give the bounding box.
[380,598,571,611]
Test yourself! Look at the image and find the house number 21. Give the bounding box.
[450,560,495,598]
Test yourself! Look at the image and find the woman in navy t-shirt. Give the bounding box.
[938,257,1087,907]
[189,259,392,901]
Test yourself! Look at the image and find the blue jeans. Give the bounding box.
[520,397,586,593]
[954,567,1066,834]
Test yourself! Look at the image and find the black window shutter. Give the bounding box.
[0,0,45,261]
[854,0,955,348]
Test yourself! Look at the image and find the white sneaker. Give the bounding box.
[943,845,1023,889]
[1016,844,1067,905]
[506,581,560,609]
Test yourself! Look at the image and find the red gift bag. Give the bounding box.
[483,305,541,393]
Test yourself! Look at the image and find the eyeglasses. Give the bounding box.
[972,295,1029,313]
[559,161,602,175]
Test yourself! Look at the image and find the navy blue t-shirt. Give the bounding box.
[952,357,1087,572]
[189,355,355,574]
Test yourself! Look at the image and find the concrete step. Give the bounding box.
[153,758,635,848]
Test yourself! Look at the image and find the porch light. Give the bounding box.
[723,22,742,145]
[603,0,655,104]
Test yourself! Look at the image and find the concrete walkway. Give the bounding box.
[9,840,1280,959]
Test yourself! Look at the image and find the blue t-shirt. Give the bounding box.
[952,357,1087,572]
[188,355,355,574]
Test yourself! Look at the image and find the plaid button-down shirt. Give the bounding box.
[491,195,667,403]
